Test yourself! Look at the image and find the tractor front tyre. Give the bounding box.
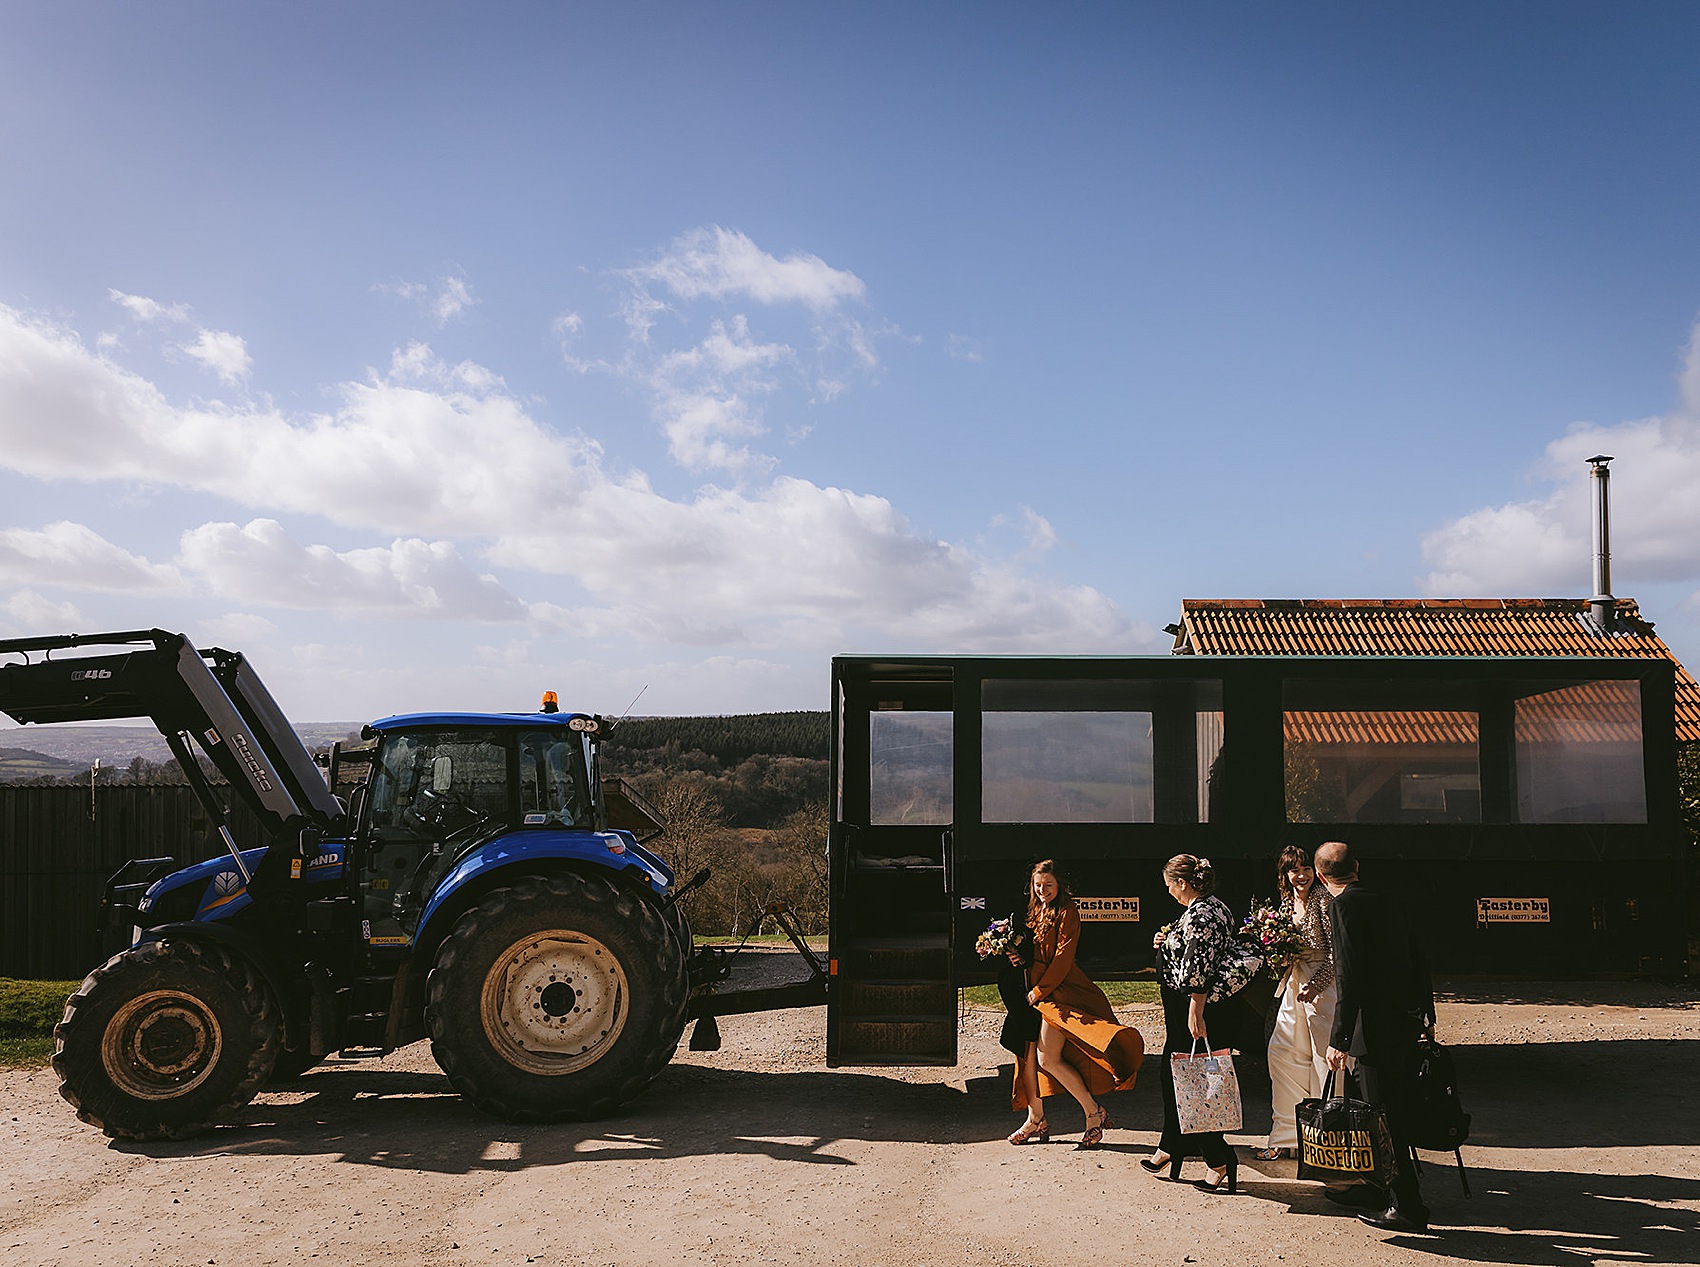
[53,939,281,1141]
[427,872,688,1121]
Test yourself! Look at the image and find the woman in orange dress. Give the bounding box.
[1009,859,1144,1147]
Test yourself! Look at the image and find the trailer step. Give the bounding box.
[840,980,954,1016]
[836,1017,954,1060]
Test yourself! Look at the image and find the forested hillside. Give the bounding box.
[602,711,828,829]
[602,712,830,935]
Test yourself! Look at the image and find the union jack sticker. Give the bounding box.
[960,896,986,910]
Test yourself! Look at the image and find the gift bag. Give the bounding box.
[1296,1068,1395,1188]
[1170,1038,1243,1134]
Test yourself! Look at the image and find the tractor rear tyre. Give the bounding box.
[427,872,688,1121]
[53,939,281,1141]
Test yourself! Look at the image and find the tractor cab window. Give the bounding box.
[361,729,512,938]
[366,730,512,840]
[518,730,593,828]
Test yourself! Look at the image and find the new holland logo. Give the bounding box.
[212,870,243,896]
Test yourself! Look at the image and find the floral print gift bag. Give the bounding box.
[1171,1038,1244,1134]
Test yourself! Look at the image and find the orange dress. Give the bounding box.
[1013,903,1144,1110]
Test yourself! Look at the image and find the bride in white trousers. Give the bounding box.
[1257,845,1337,1160]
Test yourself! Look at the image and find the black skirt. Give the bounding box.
[996,950,1041,1055]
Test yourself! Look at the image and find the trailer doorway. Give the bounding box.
[827,666,957,1065]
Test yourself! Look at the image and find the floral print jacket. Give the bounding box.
[1157,895,1236,995]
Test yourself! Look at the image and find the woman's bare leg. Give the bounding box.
[1018,1041,1044,1125]
[1037,1020,1099,1122]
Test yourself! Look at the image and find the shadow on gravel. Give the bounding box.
[1444,1037,1700,1149]
[114,1061,1044,1174]
[1386,1168,1700,1266]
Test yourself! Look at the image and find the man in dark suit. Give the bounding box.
[1318,839,1435,1234]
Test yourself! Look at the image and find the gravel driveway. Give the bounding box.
[2,956,1696,1267]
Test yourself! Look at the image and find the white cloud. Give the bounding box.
[109,290,188,323]
[0,296,1141,657]
[1421,322,1700,597]
[376,275,477,325]
[177,520,528,620]
[0,589,86,636]
[946,333,986,363]
[631,226,865,311]
[181,328,252,385]
[0,521,186,594]
[200,611,279,649]
[618,230,884,474]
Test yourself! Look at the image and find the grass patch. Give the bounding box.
[0,1037,53,1067]
[962,980,1159,1010]
[0,979,77,1069]
[697,934,827,949]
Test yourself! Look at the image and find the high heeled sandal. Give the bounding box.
[1139,1151,1183,1179]
[1193,1155,1239,1195]
[1007,1117,1049,1145]
[1075,1107,1111,1150]
[1253,1146,1291,1161]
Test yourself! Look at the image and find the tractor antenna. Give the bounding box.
[607,684,648,732]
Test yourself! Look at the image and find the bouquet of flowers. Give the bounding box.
[976,916,1020,960]
[1242,902,1308,972]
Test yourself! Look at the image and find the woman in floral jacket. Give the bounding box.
[1144,853,1241,1193]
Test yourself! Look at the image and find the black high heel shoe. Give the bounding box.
[1139,1152,1183,1180]
[1193,1154,1238,1194]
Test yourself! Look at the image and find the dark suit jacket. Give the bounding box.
[1328,881,1434,1057]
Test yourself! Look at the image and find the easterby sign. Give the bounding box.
[1077,896,1139,922]
[1476,897,1550,924]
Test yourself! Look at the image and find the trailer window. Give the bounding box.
[980,679,1222,823]
[869,710,952,825]
[1514,680,1647,823]
[1283,680,1481,824]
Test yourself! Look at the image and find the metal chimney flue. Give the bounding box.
[1587,454,1614,630]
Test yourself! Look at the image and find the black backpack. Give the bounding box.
[1410,1035,1472,1196]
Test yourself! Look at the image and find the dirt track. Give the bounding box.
[3,959,1697,1267]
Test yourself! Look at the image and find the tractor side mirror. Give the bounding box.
[431,755,454,793]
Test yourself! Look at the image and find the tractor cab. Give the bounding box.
[353,711,608,941]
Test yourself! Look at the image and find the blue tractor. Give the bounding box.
[0,629,748,1139]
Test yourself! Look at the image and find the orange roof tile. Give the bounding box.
[1175,598,1700,742]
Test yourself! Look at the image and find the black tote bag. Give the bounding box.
[1295,1068,1396,1189]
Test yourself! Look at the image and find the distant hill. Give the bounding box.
[0,746,83,782]
[0,723,364,773]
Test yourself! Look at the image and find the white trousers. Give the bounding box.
[1266,964,1337,1149]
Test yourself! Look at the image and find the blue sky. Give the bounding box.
[3,2,1700,722]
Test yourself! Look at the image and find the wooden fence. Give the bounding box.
[0,785,266,979]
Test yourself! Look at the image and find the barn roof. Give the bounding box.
[1171,597,1700,742]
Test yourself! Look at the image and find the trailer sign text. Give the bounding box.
[1076,896,1139,922]
[1477,897,1551,924]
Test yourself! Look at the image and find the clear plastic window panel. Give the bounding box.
[1283,680,1481,824]
[1514,680,1646,823]
[981,679,1222,824]
[868,710,953,825]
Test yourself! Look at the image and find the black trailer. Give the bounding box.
[825,653,1685,1068]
